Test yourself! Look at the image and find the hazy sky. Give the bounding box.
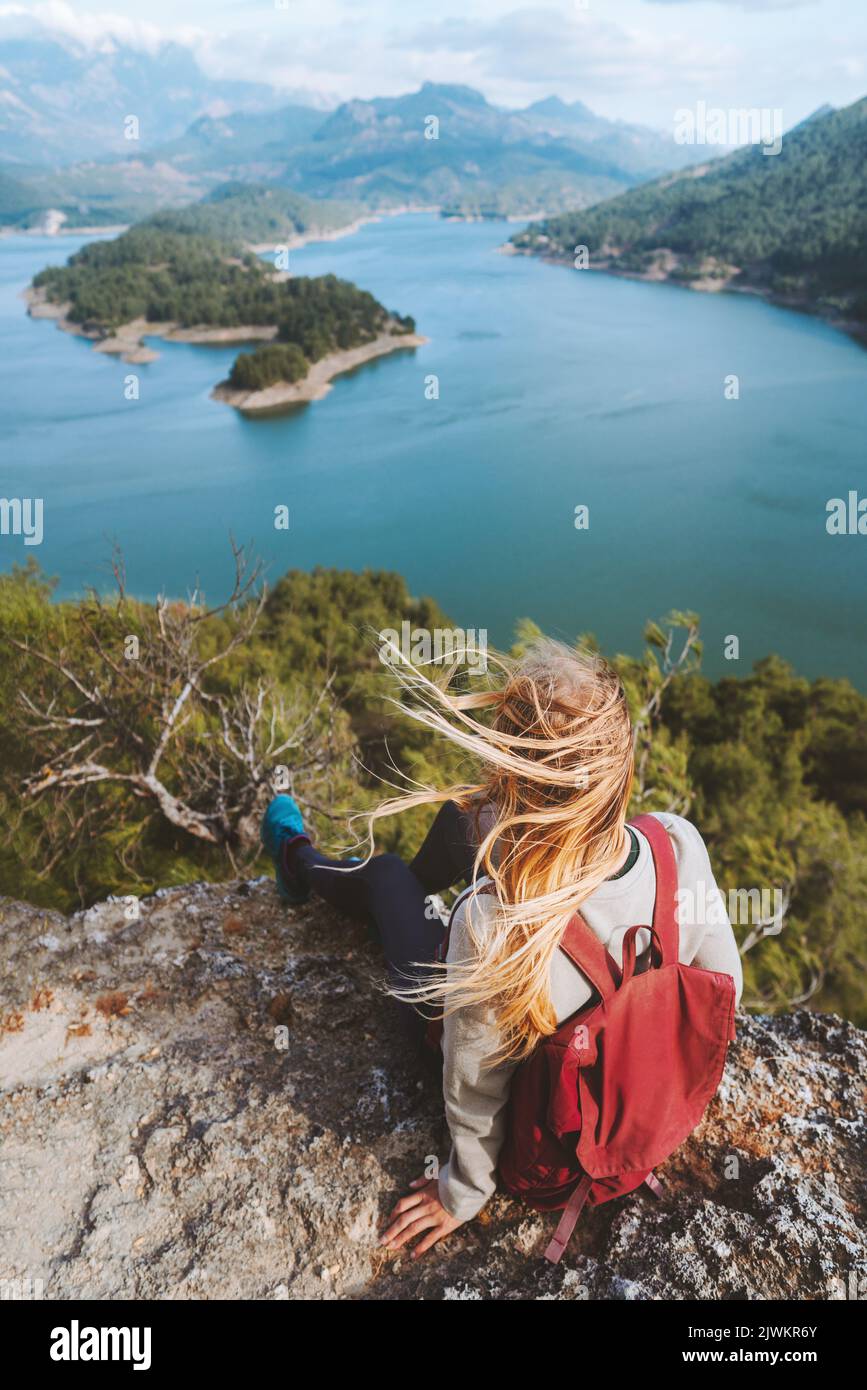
[5,0,866,127]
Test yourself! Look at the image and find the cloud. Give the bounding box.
[0,1,362,104]
[0,2,738,102]
[0,2,202,54]
[0,0,855,125]
[386,7,738,101]
[645,1,813,10]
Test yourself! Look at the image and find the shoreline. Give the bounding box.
[25,285,426,406]
[211,330,428,414]
[7,202,440,253]
[0,222,130,240]
[510,244,867,349]
[247,204,438,254]
[6,200,496,253]
[248,216,375,254]
[24,287,282,364]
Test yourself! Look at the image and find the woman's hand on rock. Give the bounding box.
[379,1176,463,1259]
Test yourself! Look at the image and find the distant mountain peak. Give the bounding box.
[525,95,596,120]
[416,81,489,106]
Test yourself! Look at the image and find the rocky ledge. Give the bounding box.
[1,878,864,1301]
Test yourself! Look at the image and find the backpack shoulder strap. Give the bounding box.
[629,813,680,963]
[454,824,681,1000]
[558,914,621,1002]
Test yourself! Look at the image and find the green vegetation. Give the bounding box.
[658,652,867,1022]
[513,97,867,322]
[229,342,309,391]
[1,560,864,1026]
[32,220,415,382]
[34,226,242,331]
[144,181,360,244]
[0,558,459,911]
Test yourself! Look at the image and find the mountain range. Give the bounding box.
[163,84,708,215]
[0,23,714,228]
[0,29,293,169]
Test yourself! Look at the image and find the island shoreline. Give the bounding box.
[24,286,286,364]
[25,285,427,405]
[507,244,867,349]
[211,331,428,414]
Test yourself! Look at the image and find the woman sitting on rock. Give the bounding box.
[261,637,743,1262]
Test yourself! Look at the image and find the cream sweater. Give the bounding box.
[438,813,743,1221]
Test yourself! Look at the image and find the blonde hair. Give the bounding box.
[360,635,634,1063]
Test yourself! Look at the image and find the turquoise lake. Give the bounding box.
[1,212,866,684]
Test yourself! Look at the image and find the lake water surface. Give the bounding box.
[2,213,866,683]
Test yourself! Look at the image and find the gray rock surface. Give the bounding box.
[1,878,864,1300]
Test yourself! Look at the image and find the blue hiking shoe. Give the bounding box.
[261,795,310,904]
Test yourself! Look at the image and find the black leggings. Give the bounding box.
[288,800,479,1020]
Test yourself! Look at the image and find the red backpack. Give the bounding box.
[433,814,737,1263]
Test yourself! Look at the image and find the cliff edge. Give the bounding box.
[1,878,864,1301]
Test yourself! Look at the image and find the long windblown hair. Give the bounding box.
[358,635,634,1063]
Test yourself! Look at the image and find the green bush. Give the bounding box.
[229,342,309,390]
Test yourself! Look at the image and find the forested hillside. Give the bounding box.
[513,98,867,323]
[143,181,360,245]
